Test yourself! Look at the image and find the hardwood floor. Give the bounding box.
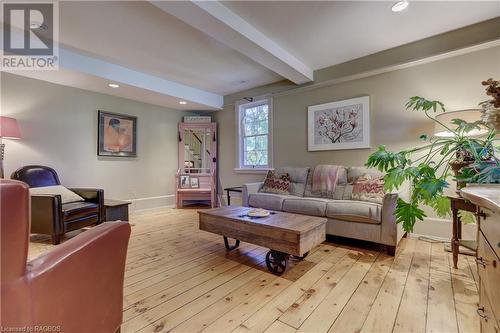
[27,208,480,333]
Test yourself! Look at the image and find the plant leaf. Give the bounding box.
[458,210,476,224]
[395,199,426,232]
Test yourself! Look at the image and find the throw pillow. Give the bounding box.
[259,171,290,195]
[29,185,85,204]
[351,174,385,204]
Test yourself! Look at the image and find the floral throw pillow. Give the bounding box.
[351,174,385,204]
[260,171,290,195]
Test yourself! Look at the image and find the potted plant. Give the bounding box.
[365,80,499,233]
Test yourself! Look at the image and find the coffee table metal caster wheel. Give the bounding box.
[293,251,309,260]
[266,250,288,275]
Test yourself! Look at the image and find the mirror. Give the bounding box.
[183,128,211,174]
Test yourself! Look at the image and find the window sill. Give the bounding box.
[233,168,273,174]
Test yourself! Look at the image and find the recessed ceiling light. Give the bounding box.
[179,101,187,105]
[392,0,409,12]
[108,83,119,88]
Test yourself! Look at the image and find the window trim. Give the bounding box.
[235,98,273,173]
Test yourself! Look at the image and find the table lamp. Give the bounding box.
[0,116,21,178]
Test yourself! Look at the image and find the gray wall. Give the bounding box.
[1,73,186,210]
[216,46,500,238]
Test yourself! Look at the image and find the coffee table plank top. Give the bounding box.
[198,206,326,257]
[198,206,326,235]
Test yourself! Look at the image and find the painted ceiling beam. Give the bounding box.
[3,26,224,109]
[59,48,223,109]
[151,1,314,85]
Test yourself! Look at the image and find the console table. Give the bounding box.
[448,194,478,269]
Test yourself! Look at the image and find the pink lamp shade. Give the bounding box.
[0,116,21,139]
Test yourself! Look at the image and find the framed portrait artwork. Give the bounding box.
[190,176,200,188]
[307,96,370,151]
[98,111,137,157]
[180,175,190,189]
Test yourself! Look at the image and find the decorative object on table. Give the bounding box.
[247,208,270,217]
[260,170,290,195]
[0,116,21,178]
[176,122,217,208]
[11,165,104,245]
[198,206,326,275]
[308,96,370,151]
[98,111,137,157]
[104,199,131,222]
[179,175,190,188]
[365,80,498,233]
[183,116,211,123]
[190,176,200,188]
[480,78,500,131]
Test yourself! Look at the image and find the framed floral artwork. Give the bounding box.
[307,96,370,151]
[98,111,137,157]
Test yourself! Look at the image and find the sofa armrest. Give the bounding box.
[380,192,405,247]
[27,221,131,332]
[242,182,264,207]
[30,194,63,235]
[69,188,104,222]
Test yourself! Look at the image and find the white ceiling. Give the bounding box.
[223,1,500,70]
[5,1,499,110]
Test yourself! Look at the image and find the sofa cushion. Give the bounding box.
[260,171,290,195]
[282,197,328,217]
[326,200,382,224]
[351,174,385,204]
[347,166,384,183]
[248,193,293,211]
[274,167,310,197]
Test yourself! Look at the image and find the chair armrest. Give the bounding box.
[30,194,63,235]
[242,182,264,207]
[69,188,104,222]
[27,221,131,332]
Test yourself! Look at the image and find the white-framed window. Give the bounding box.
[235,98,273,172]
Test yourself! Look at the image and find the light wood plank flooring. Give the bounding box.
[27,208,480,333]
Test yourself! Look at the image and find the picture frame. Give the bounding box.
[190,176,200,188]
[307,96,370,151]
[98,110,137,157]
[180,175,190,189]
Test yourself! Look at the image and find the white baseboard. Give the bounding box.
[410,217,477,240]
[128,194,175,212]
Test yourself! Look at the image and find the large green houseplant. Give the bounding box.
[366,79,499,232]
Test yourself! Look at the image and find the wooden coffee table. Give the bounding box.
[198,206,327,275]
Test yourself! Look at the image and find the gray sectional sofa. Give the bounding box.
[242,166,406,255]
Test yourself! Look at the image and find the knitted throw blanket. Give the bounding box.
[311,165,341,197]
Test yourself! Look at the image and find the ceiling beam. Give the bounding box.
[3,26,224,109]
[151,1,314,85]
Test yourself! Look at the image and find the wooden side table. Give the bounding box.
[448,194,478,269]
[104,199,131,222]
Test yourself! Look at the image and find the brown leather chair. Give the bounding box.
[0,179,131,332]
[11,165,104,244]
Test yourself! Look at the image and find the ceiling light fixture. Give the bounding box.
[179,101,187,105]
[108,83,119,88]
[391,0,409,12]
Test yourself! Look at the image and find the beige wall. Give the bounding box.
[1,73,187,210]
[216,46,500,238]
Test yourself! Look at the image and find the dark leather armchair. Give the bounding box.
[11,165,104,244]
[1,179,130,332]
